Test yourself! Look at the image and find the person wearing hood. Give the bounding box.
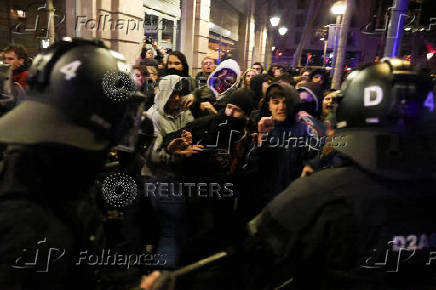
[161,88,255,264]
[297,81,325,120]
[187,59,241,119]
[146,75,194,175]
[309,67,330,91]
[248,73,266,106]
[240,82,325,221]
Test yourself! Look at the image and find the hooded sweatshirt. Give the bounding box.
[297,82,324,119]
[240,83,325,220]
[190,59,242,118]
[208,59,241,100]
[147,75,194,135]
[146,75,194,172]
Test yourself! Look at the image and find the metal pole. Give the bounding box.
[331,0,354,90]
[323,40,328,66]
[330,15,342,78]
[47,0,55,44]
[157,16,163,46]
[383,0,409,58]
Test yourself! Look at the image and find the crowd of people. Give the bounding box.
[127,40,341,271]
[0,37,435,290]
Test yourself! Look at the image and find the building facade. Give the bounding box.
[0,0,267,73]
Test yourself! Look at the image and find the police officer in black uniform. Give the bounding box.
[144,58,436,290]
[0,38,145,289]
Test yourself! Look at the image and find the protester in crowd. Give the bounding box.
[187,59,241,118]
[309,68,329,90]
[133,65,155,111]
[141,75,196,268]
[251,62,264,75]
[275,72,296,86]
[2,43,30,89]
[147,75,194,174]
[321,89,339,130]
[267,64,285,78]
[144,48,154,59]
[164,51,190,78]
[297,81,325,120]
[248,73,266,106]
[294,67,312,88]
[147,65,159,83]
[133,65,149,88]
[162,88,255,265]
[195,57,216,84]
[300,88,340,177]
[240,82,324,220]
[240,69,257,88]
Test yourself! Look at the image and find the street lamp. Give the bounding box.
[329,1,346,76]
[270,16,280,27]
[278,26,288,36]
[330,1,346,15]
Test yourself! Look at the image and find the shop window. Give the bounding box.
[144,13,159,42]
[162,19,174,48]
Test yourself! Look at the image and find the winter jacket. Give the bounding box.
[12,65,29,89]
[161,112,250,263]
[240,113,325,221]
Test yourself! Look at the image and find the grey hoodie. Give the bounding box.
[148,75,194,136]
[145,75,193,172]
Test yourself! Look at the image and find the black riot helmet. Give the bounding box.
[0,37,145,151]
[336,58,434,130]
[334,58,436,179]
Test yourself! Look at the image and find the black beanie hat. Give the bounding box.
[228,88,255,115]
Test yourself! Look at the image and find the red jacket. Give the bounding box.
[12,69,29,89]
